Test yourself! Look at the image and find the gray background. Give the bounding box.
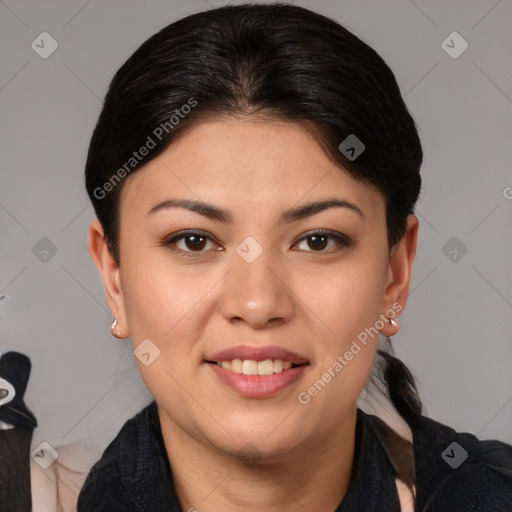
[1,0,511,466]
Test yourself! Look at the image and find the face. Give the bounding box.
[89,117,417,461]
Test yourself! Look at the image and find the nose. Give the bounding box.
[220,242,295,329]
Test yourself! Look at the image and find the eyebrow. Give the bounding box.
[147,197,364,223]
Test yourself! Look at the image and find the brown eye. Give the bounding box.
[306,234,329,251]
[295,231,350,253]
[180,234,208,251]
[163,230,217,255]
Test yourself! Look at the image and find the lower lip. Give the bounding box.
[208,363,308,398]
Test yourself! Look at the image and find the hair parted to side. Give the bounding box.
[85,3,423,428]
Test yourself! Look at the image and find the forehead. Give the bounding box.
[120,118,384,221]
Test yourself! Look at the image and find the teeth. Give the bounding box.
[273,359,283,373]
[242,359,258,375]
[215,358,298,375]
[230,359,242,373]
[257,359,274,376]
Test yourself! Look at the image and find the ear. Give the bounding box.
[380,214,419,337]
[87,219,129,338]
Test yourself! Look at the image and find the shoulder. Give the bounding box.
[77,403,155,512]
[412,414,512,511]
[31,442,98,512]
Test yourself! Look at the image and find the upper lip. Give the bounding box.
[207,345,309,365]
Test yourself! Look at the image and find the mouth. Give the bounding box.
[204,345,310,398]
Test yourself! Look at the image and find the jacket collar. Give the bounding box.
[119,401,181,511]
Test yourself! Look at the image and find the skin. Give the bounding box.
[88,117,418,512]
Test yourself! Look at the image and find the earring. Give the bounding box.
[110,318,121,338]
[389,317,398,328]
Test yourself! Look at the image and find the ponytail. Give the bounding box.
[368,335,423,431]
[360,336,422,500]
[378,349,423,430]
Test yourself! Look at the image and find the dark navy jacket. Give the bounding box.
[77,401,512,511]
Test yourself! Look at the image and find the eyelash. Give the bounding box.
[161,229,351,257]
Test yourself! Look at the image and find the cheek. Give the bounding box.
[302,256,387,346]
[120,260,213,416]
[292,257,386,414]
[122,261,210,345]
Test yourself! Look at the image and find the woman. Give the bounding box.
[77,3,512,511]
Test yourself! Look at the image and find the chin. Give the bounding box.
[208,424,302,463]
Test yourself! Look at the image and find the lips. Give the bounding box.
[204,345,310,398]
[206,345,309,365]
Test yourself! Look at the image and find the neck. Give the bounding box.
[157,407,358,512]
